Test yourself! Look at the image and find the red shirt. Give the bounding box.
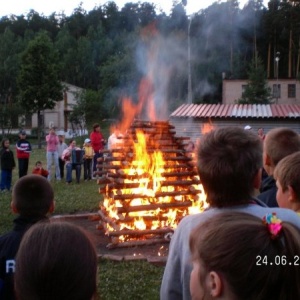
[90,131,104,152]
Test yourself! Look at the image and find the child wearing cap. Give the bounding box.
[83,138,94,181]
[15,130,32,178]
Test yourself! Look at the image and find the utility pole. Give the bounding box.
[275,52,280,104]
[188,14,194,104]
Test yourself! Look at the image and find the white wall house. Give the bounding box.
[222,79,300,105]
[23,82,85,137]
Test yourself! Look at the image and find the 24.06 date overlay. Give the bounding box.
[256,255,299,266]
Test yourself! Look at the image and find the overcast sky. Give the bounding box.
[0,0,269,18]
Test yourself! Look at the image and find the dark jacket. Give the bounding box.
[257,175,278,207]
[0,148,16,170]
[0,216,49,300]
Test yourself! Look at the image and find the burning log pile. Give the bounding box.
[97,120,206,249]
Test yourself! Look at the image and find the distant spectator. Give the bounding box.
[45,127,60,181]
[0,138,16,193]
[32,161,49,178]
[14,222,97,300]
[107,125,123,150]
[90,123,105,178]
[62,140,83,184]
[15,130,32,178]
[82,138,94,181]
[257,127,266,141]
[57,133,68,179]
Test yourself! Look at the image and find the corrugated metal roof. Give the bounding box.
[170,104,300,119]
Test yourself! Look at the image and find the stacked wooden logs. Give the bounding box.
[97,120,205,249]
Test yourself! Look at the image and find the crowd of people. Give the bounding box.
[1,124,300,299]
[0,122,125,189]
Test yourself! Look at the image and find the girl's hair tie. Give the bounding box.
[263,213,283,239]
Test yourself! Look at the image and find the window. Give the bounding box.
[273,84,281,99]
[241,84,247,97]
[288,84,296,98]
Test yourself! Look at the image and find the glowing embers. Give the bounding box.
[97,120,207,249]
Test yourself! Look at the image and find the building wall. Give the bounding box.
[222,79,300,104]
[31,83,82,131]
[169,118,300,143]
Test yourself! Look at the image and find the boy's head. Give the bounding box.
[19,130,26,139]
[197,127,262,207]
[35,161,42,168]
[12,175,54,218]
[274,151,300,208]
[263,127,300,175]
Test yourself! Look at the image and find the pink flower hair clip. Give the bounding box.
[263,213,283,239]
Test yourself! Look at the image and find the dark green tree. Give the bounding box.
[238,57,272,104]
[17,31,62,148]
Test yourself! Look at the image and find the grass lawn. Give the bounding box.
[0,144,164,300]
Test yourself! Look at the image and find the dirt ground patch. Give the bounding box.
[51,213,169,264]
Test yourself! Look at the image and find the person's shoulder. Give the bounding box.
[176,209,218,231]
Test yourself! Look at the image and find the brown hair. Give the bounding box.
[15,222,98,300]
[274,151,300,201]
[264,128,300,166]
[189,211,300,300]
[92,123,100,131]
[12,175,54,217]
[196,127,262,207]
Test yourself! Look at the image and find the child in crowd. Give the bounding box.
[15,130,32,178]
[45,127,60,181]
[32,161,49,178]
[258,127,300,207]
[0,138,16,193]
[62,139,82,184]
[160,127,300,300]
[189,211,300,299]
[82,138,94,181]
[57,133,68,179]
[274,151,300,214]
[14,222,97,300]
[0,175,54,300]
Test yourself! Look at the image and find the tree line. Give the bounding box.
[0,0,300,133]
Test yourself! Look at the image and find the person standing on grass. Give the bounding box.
[0,175,55,300]
[57,133,68,179]
[15,130,31,178]
[0,138,16,193]
[45,127,60,181]
[90,123,105,178]
[82,138,94,181]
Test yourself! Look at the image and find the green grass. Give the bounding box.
[0,146,164,300]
